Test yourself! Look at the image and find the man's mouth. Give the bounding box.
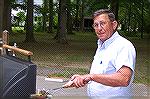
[97,32,105,36]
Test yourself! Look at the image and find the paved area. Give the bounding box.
[36,76,150,99]
[36,76,87,96]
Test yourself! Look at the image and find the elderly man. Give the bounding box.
[64,9,136,98]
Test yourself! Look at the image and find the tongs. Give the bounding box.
[44,78,74,90]
[49,79,74,91]
[31,77,90,97]
[30,79,73,98]
[45,77,90,91]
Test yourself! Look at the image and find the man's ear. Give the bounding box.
[112,21,118,30]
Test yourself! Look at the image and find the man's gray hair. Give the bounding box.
[92,9,116,21]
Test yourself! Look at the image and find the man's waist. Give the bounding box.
[87,81,132,96]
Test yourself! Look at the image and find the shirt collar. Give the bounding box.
[97,31,120,49]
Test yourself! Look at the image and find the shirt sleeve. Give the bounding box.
[115,43,136,72]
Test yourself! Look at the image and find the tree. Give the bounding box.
[42,0,48,32]
[0,0,4,34]
[3,0,12,33]
[80,0,84,32]
[110,0,119,21]
[140,0,144,39]
[56,0,68,44]
[118,0,148,38]
[66,0,73,34]
[25,0,35,42]
[74,0,80,31]
[143,0,150,38]
[48,0,53,33]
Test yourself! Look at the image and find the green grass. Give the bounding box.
[130,39,150,85]
[12,27,25,33]
[47,67,89,78]
[8,31,150,85]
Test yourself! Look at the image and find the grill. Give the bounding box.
[0,30,36,98]
[0,55,36,98]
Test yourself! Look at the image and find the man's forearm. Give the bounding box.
[88,73,129,87]
[86,66,132,87]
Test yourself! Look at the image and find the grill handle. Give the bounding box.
[3,44,33,56]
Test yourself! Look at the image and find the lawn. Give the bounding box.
[8,31,150,85]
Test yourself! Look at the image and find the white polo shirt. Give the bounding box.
[87,31,136,97]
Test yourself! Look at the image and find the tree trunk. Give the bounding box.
[3,0,12,34]
[42,0,48,32]
[0,0,4,35]
[80,0,84,32]
[48,0,53,33]
[75,0,79,31]
[25,0,35,42]
[67,0,73,34]
[141,0,144,39]
[128,3,131,35]
[110,0,119,21]
[57,0,67,44]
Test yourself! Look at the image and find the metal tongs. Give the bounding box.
[45,77,91,91]
[39,78,74,95]
[30,78,72,98]
[30,80,73,98]
[30,77,90,98]
[44,78,74,90]
[47,79,74,92]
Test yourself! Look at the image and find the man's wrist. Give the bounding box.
[89,74,94,81]
[84,74,94,82]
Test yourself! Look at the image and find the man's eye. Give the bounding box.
[99,22,104,26]
[93,24,98,27]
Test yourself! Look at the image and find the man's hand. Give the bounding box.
[63,80,74,88]
[63,74,91,88]
[62,74,80,88]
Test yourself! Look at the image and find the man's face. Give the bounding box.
[93,14,117,42]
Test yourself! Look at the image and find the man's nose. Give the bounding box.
[96,24,103,29]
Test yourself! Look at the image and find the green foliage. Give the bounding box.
[11,0,150,37]
[143,0,150,34]
[34,21,43,32]
[53,15,58,29]
[16,11,26,26]
[34,16,43,32]
[118,0,150,36]
[12,26,25,33]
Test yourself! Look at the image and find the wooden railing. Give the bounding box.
[1,30,33,61]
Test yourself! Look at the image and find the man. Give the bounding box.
[64,9,136,98]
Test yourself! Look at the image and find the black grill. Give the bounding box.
[0,55,36,98]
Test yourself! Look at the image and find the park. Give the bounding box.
[0,0,150,98]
